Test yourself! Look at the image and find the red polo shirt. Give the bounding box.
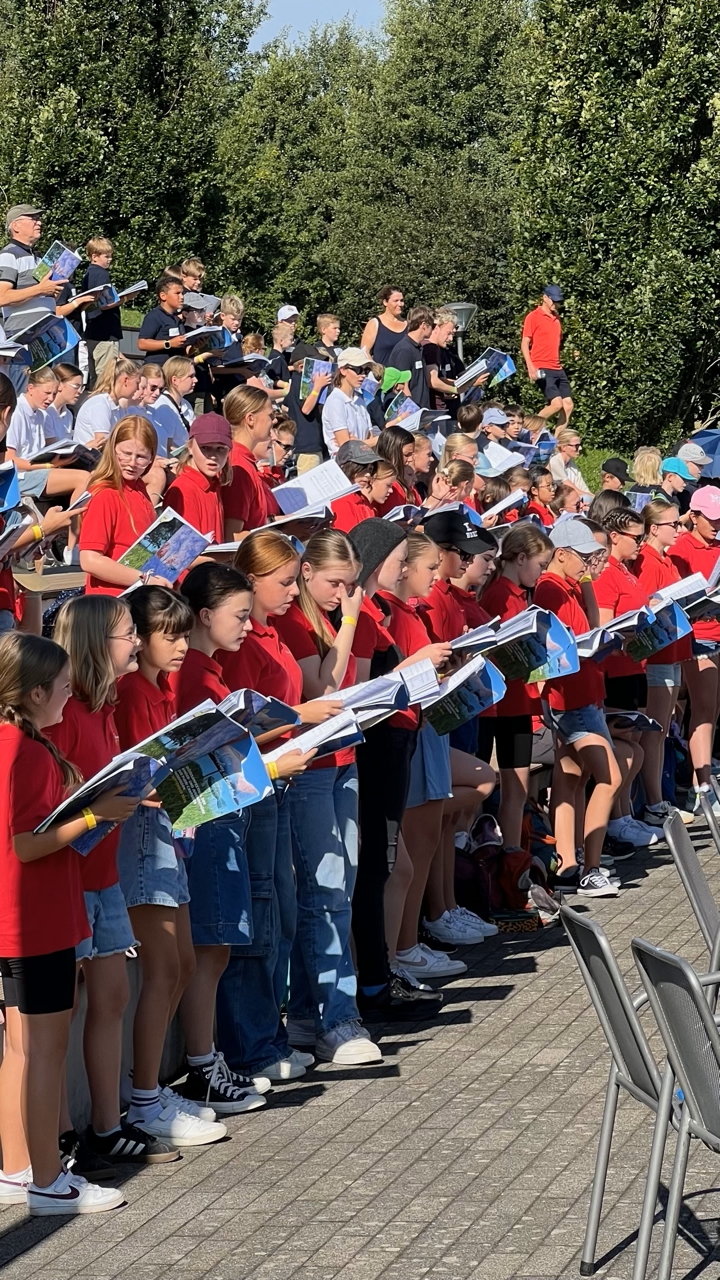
[222,441,280,532]
[374,482,420,518]
[521,306,562,370]
[480,575,541,717]
[220,617,303,709]
[534,572,606,711]
[448,584,492,631]
[114,670,176,751]
[0,726,89,956]
[632,543,693,663]
[668,531,720,642]
[79,480,156,596]
[526,501,554,528]
[424,579,467,644]
[594,556,650,676]
[378,591,433,731]
[331,491,376,533]
[171,646,230,714]
[164,467,225,545]
[46,695,121,891]
[275,602,357,766]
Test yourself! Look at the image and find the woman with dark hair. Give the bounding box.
[360,286,408,364]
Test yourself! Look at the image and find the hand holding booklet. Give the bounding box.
[119,509,212,585]
[33,241,82,283]
[271,461,356,515]
[475,607,579,684]
[262,709,363,763]
[316,675,410,729]
[421,654,507,735]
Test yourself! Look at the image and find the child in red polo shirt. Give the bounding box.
[79,416,173,597]
[526,465,556,527]
[221,386,280,539]
[332,440,385,532]
[163,413,232,546]
[534,521,621,898]
[48,596,172,1168]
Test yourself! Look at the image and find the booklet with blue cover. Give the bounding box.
[358,374,380,407]
[422,654,506,735]
[119,509,212,584]
[625,601,692,662]
[0,462,20,513]
[33,241,82,283]
[299,358,336,405]
[384,392,421,423]
[471,607,580,684]
[13,314,80,371]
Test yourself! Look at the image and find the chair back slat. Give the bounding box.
[664,811,720,953]
[561,906,661,1101]
[632,938,720,1140]
[698,790,720,856]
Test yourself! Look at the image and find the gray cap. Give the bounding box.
[336,440,380,467]
[678,442,711,467]
[549,520,599,554]
[6,204,43,231]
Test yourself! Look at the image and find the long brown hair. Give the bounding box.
[234,528,300,579]
[297,530,360,657]
[0,632,81,787]
[54,595,130,713]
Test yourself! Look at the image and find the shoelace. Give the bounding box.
[207,1052,248,1100]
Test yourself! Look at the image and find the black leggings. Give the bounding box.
[353,725,417,988]
[0,948,76,1014]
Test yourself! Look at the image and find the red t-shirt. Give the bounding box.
[632,543,693,663]
[378,591,433,731]
[668,531,720,642]
[374,482,414,518]
[526,501,554,528]
[163,467,225,545]
[521,306,562,370]
[593,556,650,677]
[45,696,121,891]
[480,575,541,717]
[222,442,280,532]
[114,670,176,752]
[79,480,156,596]
[534,572,606,711]
[220,617,303,708]
[275,602,357,766]
[424,578,467,644]
[330,491,376,533]
[448,584,492,631]
[170,647,230,715]
[0,726,89,957]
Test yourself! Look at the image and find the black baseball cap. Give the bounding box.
[423,510,497,555]
[601,457,630,483]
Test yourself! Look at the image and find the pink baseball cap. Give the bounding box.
[690,486,720,518]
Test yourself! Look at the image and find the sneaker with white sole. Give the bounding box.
[262,1056,306,1082]
[577,869,620,898]
[287,1047,314,1068]
[134,1103,227,1146]
[395,943,467,979]
[422,911,484,944]
[0,1166,31,1204]
[160,1085,216,1123]
[286,1018,316,1047]
[28,1170,125,1216]
[450,906,499,938]
[176,1053,265,1116]
[315,1021,382,1064]
[606,817,659,847]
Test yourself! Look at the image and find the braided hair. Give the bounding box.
[0,632,81,787]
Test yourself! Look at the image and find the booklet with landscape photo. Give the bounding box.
[422,654,507,735]
[218,689,300,736]
[119,509,212,584]
[479,607,579,684]
[183,326,229,355]
[32,241,82,283]
[384,392,421,423]
[625,601,692,663]
[13,314,80,371]
[299,358,336,405]
[454,348,513,394]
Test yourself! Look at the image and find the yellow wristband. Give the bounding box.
[44,463,53,470]
[30,524,43,542]
[579,574,592,583]
[266,761,279,780]
[342,615,357,627]
[81,808,97,830]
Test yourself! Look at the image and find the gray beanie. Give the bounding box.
[348,519,408,585]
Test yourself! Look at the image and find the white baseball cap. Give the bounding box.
[678,442,712,467]
[550,520,599,555]
[277,304,299,323]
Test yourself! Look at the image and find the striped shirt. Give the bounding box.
[0,240,55,336]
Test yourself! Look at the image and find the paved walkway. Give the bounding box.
[3,827,720,1280]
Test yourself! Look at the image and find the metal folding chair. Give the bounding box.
[632,938,720,1280]
[560,906,673,1280]
[697,788,720,856]
[663,810,720,972]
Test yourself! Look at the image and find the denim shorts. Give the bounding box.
[18,470,49,499]
[118,806,191,910]
[187,811,253,946]
[82,883,138,959]
[646,662,681,688]
[406,721,452,808]
[0,610,14,633]
[549,703,612,746]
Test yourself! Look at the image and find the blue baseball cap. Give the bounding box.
[661,457,693,481]
[482,408,508,428]
[543,284,564,302]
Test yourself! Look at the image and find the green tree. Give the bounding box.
[0,0,263,282]
[510,0,720,450]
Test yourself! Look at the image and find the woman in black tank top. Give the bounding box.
[373,316,408,365]
[361,287,408,365]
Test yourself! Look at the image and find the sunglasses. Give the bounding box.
[272,437,294,454]
[447,546,474,564]
[654,519,680,529]
[623,531,644,545]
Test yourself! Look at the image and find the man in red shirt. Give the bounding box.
[521,284,573,427]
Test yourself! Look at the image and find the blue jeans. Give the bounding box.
[216,785,295,1073]
[288,764,360,1033]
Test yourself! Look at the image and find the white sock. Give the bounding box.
[187,1045,216,1068]
[127,1086,162,1124]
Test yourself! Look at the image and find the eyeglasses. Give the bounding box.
[272,438,294,454]
[109,627,138,642]
[567,443,581,451]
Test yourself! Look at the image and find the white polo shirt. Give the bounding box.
[73,393,127,445]
[322,386,374,456]
[6,394,49,458]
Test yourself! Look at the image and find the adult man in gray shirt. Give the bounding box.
[0,205,65,336]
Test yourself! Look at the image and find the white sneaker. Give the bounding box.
[450,906,499,938]
[286,1047,314,1068]
[159,1085,216,1123]
[422,911,484,944]
[286,1018,316,1047]
[62,546,80,567]
[0,1166,31,1204]
[134,1103,226,1146]
[395,943,467,979]
[28,1170,125,1216]
[693,786,720,819]
[577,869,620,898]
[606,817,659,847]
[315,1021,382,1065]
[262,1057,306,1082]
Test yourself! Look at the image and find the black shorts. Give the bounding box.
[494,715,534,769]
[604,673,648,713]
[0,948,77,1015]
[538,368,572,403]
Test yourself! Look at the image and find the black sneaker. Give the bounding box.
[390,973,443,1008]
[603,833,635,862]
[555,867,580,891]
[356,979,442,1021]
[59,1128,116,1181]
[176,1054,266,1115]
[85,1122,179,1165]
[418,925,457,954]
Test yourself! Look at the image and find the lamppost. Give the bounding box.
[443,302,477,364]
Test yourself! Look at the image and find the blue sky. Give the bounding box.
[250,0,384,47]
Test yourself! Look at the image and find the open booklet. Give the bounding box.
[0,462,20,514]
[262,709,363,763]
[119,509,213,585]
[33,241,82,283]
[625,601,692,662]
[481,487,526,522]
[382,504,424,525]
[576,606,654,664]
[312,674,411,730]
[271,461,357,515]
[184,326,229,355]
[454,348,514,393]
[209,506,333,556]
[36,695,279,852]
[399,657,441,703]
[384,393,421,424]
[13,314,79,371]
[453,607,579,684]
[421,653,507,735]
[27,440,99,467]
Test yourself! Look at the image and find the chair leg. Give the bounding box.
[581,1068,620,1275]
[656,1106,691,1280]
[631,1062,674,1280]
